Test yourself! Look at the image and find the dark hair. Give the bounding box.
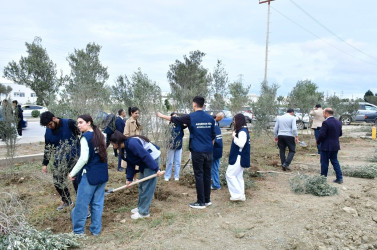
[170,112,177,116]
[78,114,107,162]
[193,96,205,108]
[233,113,248,133]
[40,111,55,126]
[12,100,18,105]
[286,108,294,113]
[118,109,124,116]
[315,104,321,108]
[128,107,139,116]
[109,130,150,147]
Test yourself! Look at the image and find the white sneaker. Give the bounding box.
[131,208,138,214]
[131,212,150,220]
[164,178,169,182]
[174,178,179,181]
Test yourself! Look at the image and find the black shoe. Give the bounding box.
[282,164,286,171]
[114,153,118,157]
[189,202,206,209]
[117,167,125,172]
[333,179,343,184]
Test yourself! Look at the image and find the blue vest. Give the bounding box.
[169,123,184,150]
[213,122,223,159]
[188,110,215,153]
[228,127,250,168]
[81,131,108,185]
[45,118,79,160]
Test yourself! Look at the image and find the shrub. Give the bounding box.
[342,165,377,179]
[290,174,338,196]
[31,110,40,117]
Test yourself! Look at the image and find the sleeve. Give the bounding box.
[292,118,298,136]
[211,120,216,140]
[273,118,279,138]
[42,134,51,166]
[309,110,315,116]
[124,120,131,136]
[171,115,191,126]
[129,139,159,172]
[68,119,80,137]
[234,131,247,148]
[317,121,328,144]
[115,118,125,133]
[69,137,89,177]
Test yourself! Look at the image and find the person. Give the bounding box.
[226,114,250,201]
[69,115,108,235]
[12,100,23,138]
[317,108,343,184]
[110,131,164,219]
[40,111,80,210]
[164,112,186,181]
[211,112,224,190]
[274,108,299,171]
[157,96,215,209]
[310,104,325,154]
[115,109,126,172]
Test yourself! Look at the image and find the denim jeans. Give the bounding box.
[191,151,213,204]
[72,174,106,235]
[320,150,343,181]
[138,157,159,216]
[277,135,296,167]
[211,158,221,189]
[164,148,182,179]
[314,128,321,154]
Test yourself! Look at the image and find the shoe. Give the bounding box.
[72,232,86,238]
[131,207,138,214]
[117,167,125,172]
[131,212,150,220]
[205,201,212,207]
[174,178,179,181]
[230,196,246,202]
[211,186,221,190]
[189,202,206,209]
[164,178,169,182]
[285,166,291,171]
[17,135,22,139]
[333,179,343,184]
[282,163,286,171]
[56,202,73,211]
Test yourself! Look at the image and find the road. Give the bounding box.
[0,121,45,146]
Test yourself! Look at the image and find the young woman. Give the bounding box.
[110,131,164,219]
[122,107,142,171]
[68,115,108,235]
[226,113,250,202]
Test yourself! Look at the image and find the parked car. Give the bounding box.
[240,107,254,123]
[339,102,377,125]
[364,112,377,125]
[21,105,48,117]
[269,107,309,130]
[204,110,234,129]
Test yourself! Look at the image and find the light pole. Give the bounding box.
[259,0,274,83]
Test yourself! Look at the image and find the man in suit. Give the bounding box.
[310,104,325,154]
[115,109,126,172]
[317,108,343,184]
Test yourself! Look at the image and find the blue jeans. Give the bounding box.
[164,148,182,179]
[138,157,159,216]
[72,174,106,235]
[320,151,343,181]
[211,158,221,189]
[314,128,321,154]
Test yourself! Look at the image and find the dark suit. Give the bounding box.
[317,116,343,181]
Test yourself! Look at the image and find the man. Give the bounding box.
[317,108,343,184]
[274,108,299,171]
[40,111,80,210]
[12,100,23,138]
[310,104,325,154]
[157,96,215,209]
[211,112,224,190]
[115,109,126,172]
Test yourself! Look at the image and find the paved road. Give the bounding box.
[0,121,45,146]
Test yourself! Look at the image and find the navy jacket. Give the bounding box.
[317,117,342,151]
[115,116,125,133]
[228,127,250,168]
[213,121,223,159]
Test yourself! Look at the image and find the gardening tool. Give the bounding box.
[182,156,191,170]
[105,171,165,195]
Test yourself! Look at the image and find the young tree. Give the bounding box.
[228,80,250,114]
[0,84,12,98]
[3,37,61,106]
[167,50,211,111]
[210,60,228,110]
[111,75,134,107]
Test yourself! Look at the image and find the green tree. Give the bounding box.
[228,80,251,114]
[167,50,211,111]
[164,99,171,111]
[210,60,228,110]
[364,90,377,105]
[3,37,61,106]
[364,89,374,101]
[0,84,12,97]
[277,95,285,106]
[111,75,134,107]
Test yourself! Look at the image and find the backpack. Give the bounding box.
[103,114,116,135]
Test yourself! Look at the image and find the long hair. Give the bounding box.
[233,113,248,134]
[109,130,150,148]
[128,107,139,117]
[78,114,107,162]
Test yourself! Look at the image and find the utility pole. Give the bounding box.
[259,0,274,83]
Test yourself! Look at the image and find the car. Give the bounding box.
[339,102,377,125]
[204,110,234,129]
[269,107,309,130]
[21,105,48,117]
[364,112,377,125]
[240,107,254,123]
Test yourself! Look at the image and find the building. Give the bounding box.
[0,82,37,105]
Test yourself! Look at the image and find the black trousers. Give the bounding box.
[191,151,213,204]
[53,158,79,204]
[17,121,22,136]
[277,135,296,167]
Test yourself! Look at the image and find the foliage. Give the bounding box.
[31,110,40,118]
[364,89,374,101]
[365,95,377,106]
[111,74,134,107]
[342,165,377,179]
[277,95,286,106]
[164,99,171,111]
[0,84,12,97]
[167,50,211,111]
[325,95,360,119]
[3,37,61,106]
[0,101,18,168]
[251,81,279,134]
[290,174,338,196]
[228,80,250,115]
[209,60,228,110]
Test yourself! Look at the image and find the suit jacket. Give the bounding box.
[317,117,342,151]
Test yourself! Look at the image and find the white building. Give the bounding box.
[0,82,37,105]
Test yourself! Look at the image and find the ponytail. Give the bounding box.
[128,106,139,117]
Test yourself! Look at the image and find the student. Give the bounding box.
[40,111,80,211]
[211,112,224,190]
[69,114,108,236]
[12,100,23,137]
[226,113,250,202]
[110,131,164,219]
[164,112,186,181]
[157,96,215,209]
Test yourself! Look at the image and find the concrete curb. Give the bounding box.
[0,153,43,166]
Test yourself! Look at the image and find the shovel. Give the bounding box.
[105,171,165,195]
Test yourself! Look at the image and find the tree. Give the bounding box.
[364,90,374,101]
[164,99,171,111]
[167,50,211,111]
[0,84,12,98]
[363,90,377,105]
[3,37,61,106]
[111,75,134,107]
[209,60,228,110]
[277,95,285,106]
[326,94,359,124]
[228,80,250,114]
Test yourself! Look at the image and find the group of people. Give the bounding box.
[0,99,23,139]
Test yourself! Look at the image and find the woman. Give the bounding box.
[226,113,250,202]
[110,131,164,219]
[122,107,142,171]
[69,114,108,235]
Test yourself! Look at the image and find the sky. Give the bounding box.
[1,0,376,99]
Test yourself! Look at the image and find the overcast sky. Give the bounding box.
[1,0,376,99]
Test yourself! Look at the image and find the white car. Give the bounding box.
[21,105,48,117]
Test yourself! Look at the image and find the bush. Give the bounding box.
[342,165,377,179]
[290,174,338,196]
[31,110,40,117]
